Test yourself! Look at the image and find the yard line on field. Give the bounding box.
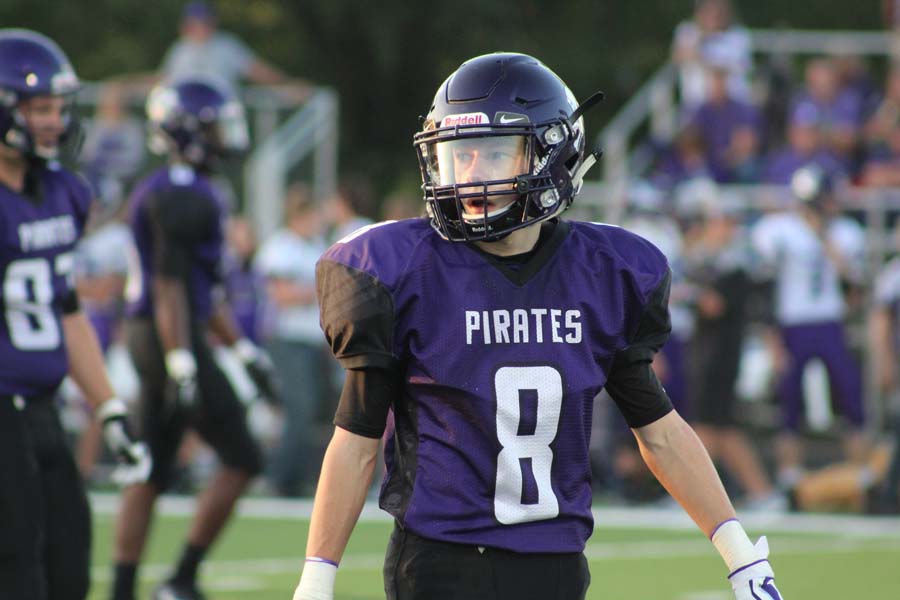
[88,493,900,538]
[89,536,900,582]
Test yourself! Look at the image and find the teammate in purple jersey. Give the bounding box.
[109,77,278,600]
[0,29,150,600]
[293,53,785,600]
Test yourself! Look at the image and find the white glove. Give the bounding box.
[234,338,281,405]
[165,348,198,410]
[293,559,337,600]
[729,537,784,600]
[98,398,153,487]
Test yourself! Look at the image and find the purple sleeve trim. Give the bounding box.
[306,556,339,568]
[728,558,769,579]
[709,518,739,540]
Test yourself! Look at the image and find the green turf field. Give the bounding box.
[86,502,900,600]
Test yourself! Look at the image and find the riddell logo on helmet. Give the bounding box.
[441,112,489,127]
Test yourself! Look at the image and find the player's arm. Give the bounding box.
[295,258,398,600]
[295,367,396,600]
[147,193,210,401]
[606,270,783,599]
[61,308,151,485]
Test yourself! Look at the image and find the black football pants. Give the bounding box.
[0,394,91,600]
[383,523,590,600]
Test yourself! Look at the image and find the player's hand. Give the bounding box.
[165,348,199,411]
[729,537,784,600]
[98,398,153,487]
[235,338,281,405]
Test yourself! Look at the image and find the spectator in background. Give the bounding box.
[255,183,329,497]
[788,58,862,162]
[161,1,312,99]
[751,166,870,493]
[678,186,784,512]
[762,118,847,185]
[80,82,146,208]
[325,178,375,243]
[688,63,762,183]
[223,216,266,344]
[860,126,900,187]
[671,0,752,109]
[652,126,714,190]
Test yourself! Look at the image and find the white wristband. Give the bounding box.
[293,558,337,600]
[711,519,762,573]
[165,348,197,381]
[96,397,128,423]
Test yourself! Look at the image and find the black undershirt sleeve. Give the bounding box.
[334,367,400,438]
[605,269,675,428]
[317,259,401,437]
[148,188,218,280]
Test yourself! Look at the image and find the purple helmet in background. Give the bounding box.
[0,28,81,160]
[146,77,249,170]
[414,52,602,242]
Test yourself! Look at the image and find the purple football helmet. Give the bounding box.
[0,28,81,160]
[414,52,602,242]
[146,77,248,170]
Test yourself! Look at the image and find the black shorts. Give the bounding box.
[125,318,263,489]
[383,524,590,600]
[0,394,91,600]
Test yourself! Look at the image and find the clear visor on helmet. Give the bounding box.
[425,135,529,188]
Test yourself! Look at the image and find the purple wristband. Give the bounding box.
[709,518,739,540]
[306,556,339,568]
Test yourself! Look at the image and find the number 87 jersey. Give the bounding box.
[0,166,91,396]
[316,218,673,553]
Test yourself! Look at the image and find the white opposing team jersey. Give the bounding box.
[623,216,694,338]
[75,221,133,279]
[751,212,865,326]
[874,256,900,310]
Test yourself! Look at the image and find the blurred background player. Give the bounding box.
[0,28,150,600]
[110,77,277,600]
[677,181,783,511]
[751,165,870,492]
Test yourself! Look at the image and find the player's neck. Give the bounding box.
[0,149,27,193]
[474,223,541,257]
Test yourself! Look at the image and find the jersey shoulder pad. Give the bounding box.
[319,218,433,290]
[571,221,669,300]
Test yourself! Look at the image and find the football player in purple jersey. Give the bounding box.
[0,29,151,600]
[108,77,277,600]
[293,53,784,600]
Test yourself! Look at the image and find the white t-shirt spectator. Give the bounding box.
[160,32,255,92]
[254,229,326,343]
[673,21,752,108]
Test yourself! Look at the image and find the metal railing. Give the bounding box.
[243,88,339,238]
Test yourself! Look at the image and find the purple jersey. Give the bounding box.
[0,164,91,395]
[317,219,670,553]
[126,166,225,321]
